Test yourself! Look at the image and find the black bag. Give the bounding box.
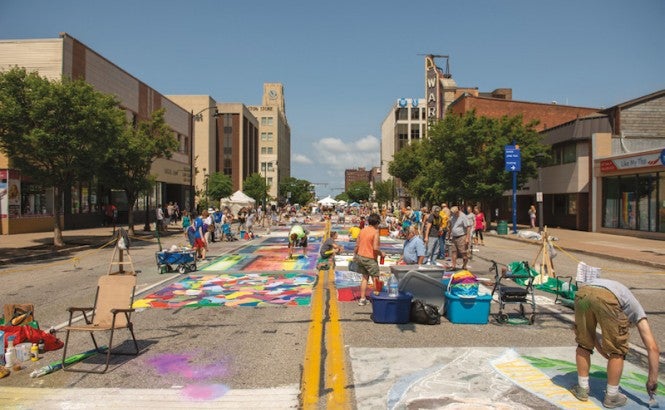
[410,299,441,325]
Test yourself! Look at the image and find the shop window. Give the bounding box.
[20,183,49,215]
[603,177,620,228]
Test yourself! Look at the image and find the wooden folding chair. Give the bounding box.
[62,274,139,373]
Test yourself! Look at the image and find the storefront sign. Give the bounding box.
[600,150,664,173]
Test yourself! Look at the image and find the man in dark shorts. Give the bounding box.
[569,278,659,408]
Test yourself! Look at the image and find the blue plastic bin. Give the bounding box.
[370,292,413,324]
[445,292,492,324]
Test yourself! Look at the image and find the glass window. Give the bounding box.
[410,127,420,141]
[267,133,273,141]
[619,176,637,229]
[261,147,267,154]
[261,133,267,141]
[567,195,577,215]
[20,182,49,215]
[261,117,267,125]
[563,144,576,164]
[410,108,420,120]
[396,124,408,151]
[396,108,408,121]
[603,177,619,228]
[267,147,273,154]
[267,117,273,126]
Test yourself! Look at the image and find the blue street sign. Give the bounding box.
[505,145,522,172]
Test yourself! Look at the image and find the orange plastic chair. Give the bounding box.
[62,274,139,373]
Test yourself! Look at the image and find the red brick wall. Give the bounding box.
[448,96,598,131]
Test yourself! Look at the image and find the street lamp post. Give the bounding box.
[536,153,545,232]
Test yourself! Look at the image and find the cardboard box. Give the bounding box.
[445,292,492,324]
[370,292,412,324]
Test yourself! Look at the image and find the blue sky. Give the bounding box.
[1,0,664,197]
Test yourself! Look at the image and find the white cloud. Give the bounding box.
[292,153,313,164]
[311,134,380,171]
[292,134,380,196]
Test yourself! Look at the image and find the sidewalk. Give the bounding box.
[488,226,665,270]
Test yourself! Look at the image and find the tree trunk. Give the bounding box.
[126,193,136,236]
[53,186,65,247]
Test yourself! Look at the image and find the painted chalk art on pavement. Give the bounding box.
[133,272,316,308]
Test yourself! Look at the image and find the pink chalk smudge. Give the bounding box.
[181,383,230,400]
[147,353,229,380]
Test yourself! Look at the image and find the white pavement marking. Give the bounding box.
[0,385,300,409]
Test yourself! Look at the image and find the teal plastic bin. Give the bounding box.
[497,220,508,235]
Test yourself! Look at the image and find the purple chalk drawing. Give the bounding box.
[147,353,229,381]
[182,383,230,400]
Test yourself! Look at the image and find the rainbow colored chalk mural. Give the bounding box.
[133,272,316,308]
[202,250,320,271]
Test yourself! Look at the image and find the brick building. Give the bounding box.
[448,94,599,131]
[345,167,371,192]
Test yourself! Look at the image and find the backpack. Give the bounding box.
[410,299,441,325]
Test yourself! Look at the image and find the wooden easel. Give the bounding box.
[532,226,555,283]
[107,228,136,275]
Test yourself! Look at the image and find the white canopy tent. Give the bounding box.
[220,190,256,215]
[317,196,338,207]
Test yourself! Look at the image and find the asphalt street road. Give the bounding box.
[0,228,663,407]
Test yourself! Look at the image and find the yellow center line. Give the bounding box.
[301,268,325,408]
[325,266,350,408]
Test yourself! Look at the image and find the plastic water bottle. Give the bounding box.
[5,336,16,367]
[388,274,399,297]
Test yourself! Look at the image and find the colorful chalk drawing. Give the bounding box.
[350,347,662,409]
[146,353,231,401]
[201,254,254,271]
[133,272,316,308]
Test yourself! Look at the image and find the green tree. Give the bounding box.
[103,108,178,234]
[207,172,233,205]
[334,192,350,202]
[243,173,266,205]
[0,68,125,246]
[279,177,313,206]
[346,181,372,203]
[373,178,395,207]
[391,111,549,211]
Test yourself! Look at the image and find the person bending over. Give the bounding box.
[288,224,309,259]
[569,278,659,408]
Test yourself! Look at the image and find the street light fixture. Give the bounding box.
[193,106,219,122]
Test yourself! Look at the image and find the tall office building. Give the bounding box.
[248,83,291,204]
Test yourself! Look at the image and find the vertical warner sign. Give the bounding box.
[425,55,440,125]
